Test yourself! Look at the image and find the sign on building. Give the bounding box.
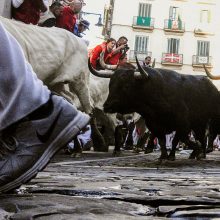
[198,56,208,64]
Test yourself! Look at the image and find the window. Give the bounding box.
[200,10,211,23]
[169,6,180,20]
[134,35,149,52]
[167,38,180,54]
[197,41,210,56]
[138,3,152,17]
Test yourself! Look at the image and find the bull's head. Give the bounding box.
[88,56,153,114]
[88,54,150,80]
[203,65,220,80]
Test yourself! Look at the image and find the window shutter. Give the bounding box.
[134,35,149,52]
[167,38,180,53]
[197,41,210,56]
[138,3,152,17]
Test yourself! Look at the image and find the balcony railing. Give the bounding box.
[192,55,212,67]
[194,26,214,36]
[164,19,185,33]
[129,50,152,62]
[132,16,155,30]
[161,53,183,65]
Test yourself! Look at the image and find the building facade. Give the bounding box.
[103,0,220,77]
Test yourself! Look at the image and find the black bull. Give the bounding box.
[88,58,220,160]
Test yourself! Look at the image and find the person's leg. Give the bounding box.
[0,21,50,131]
[0,21,90,193]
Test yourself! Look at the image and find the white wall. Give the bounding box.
[110,0,220,76]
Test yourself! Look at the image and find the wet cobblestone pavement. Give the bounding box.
[1,148,220,219]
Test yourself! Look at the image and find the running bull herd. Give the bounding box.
[89,54,220,161]
[2,15,220,161]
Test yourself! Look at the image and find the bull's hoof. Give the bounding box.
[168,155,175,161]
[113,150,121,157]
[189,151,196,159]
[94,146,109,152]
[71,152,82,158]
[159,153,168,160]
[168,150,176,161]
[124,145,133,150]
[144,148,154,154]
[196,152,206,160]
[206,147,213,154]
[133,148,141,153]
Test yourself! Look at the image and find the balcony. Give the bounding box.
[132,16,155,31]
[192,55,212,67]
[194,24,214,36]
[161,53,183,66]
[129,50,152,62]
[164,19,185,34]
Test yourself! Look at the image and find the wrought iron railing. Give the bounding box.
[192,55,212,66]
[129,50,152,61]
[133,16,155,29]
[164,19,185,32]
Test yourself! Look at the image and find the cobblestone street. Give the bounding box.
[1,148,220,219]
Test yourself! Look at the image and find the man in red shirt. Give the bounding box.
[11,0,48,25]
[56,0,84,32]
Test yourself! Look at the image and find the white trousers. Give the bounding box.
[0,21,50,131]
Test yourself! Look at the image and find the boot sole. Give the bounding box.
[0,113,90,193]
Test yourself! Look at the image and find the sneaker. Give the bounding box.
[0,95,90,193]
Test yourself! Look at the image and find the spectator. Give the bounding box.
[65,124,92,157]
[107,36,129,65]
[123,116,135,150]
[118,53,128,64]
[143,56,152,67]
[0,21,90,193]
[89,38,116,70]
[38,1,64,27]
[132,115,149,152]
[213,135,220,150]
[11,0,48,25]
[56,0,84,32]
[73,18,90,38]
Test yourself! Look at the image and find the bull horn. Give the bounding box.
[99,51,117,70]
[135,56,149,79]
[88,58,114,78]
[152,58,156,68]
[203,64,220,80]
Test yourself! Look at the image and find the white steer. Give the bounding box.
[0,16,92,114]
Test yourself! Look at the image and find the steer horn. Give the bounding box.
[152,58,156,68]
[203,64,220,80]
[99,51,117,70]
[88,58,114,78]
[135,56,149,79]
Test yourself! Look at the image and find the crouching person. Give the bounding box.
[65,124,92,157]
